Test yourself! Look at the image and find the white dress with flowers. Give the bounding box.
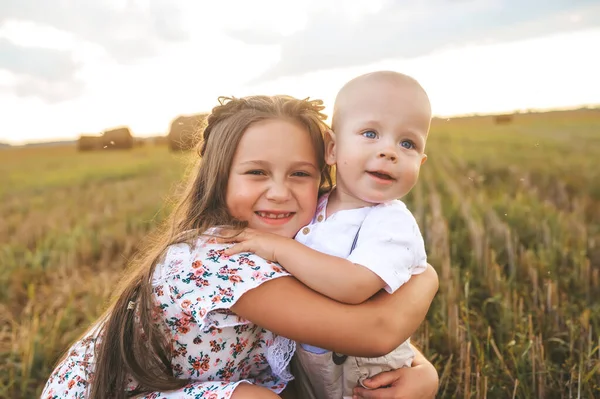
[41,236,295,399]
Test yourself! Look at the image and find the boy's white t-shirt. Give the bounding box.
[295,192,428,294]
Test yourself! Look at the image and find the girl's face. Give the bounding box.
[226,119,321,238]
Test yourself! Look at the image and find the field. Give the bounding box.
[1,109,599,398]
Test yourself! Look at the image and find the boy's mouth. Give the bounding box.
[367,170,395,181]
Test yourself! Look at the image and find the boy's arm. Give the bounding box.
[223,203,425,304]
[273,238,386,304]
[224,229,386,304]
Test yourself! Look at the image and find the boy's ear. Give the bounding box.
[421,153,428,165]
[325,129,337,166]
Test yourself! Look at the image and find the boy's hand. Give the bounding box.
[222,228,288,263]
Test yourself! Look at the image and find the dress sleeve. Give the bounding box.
[346,201,428,293]
[153,239,292,331]
[152,238,295,385]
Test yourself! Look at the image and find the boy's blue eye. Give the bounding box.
[362,131,377,139]
[400,140,415,149]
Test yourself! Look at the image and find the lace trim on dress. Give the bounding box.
[267,335,296,382]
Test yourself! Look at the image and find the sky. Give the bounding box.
[1,0,599,145]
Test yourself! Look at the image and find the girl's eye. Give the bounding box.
[400,140,415,150]
[292,171,311,177]
[246,170,265,175]
[362,130,377,139]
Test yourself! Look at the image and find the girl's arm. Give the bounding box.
[230,264,438,357]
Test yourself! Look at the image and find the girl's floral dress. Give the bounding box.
[41,235,296,398]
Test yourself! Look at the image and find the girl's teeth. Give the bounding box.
[258,212,291,219]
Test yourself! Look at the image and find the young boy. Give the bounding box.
[225,71,432,398]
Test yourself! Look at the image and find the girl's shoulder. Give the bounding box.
[150,229,291,332]
[152,228,288,285]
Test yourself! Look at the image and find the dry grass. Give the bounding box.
[1,109,599,398]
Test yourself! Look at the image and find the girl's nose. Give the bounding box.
[266,182,292,202]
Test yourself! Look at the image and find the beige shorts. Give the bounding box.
[292,341,414,399]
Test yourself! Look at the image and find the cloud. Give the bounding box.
[8,76,85,103]
[226,28,284,46]
[0,38,83,102]
[242,0,600,83]
[0,0,189,102]
[0,38,78,81]
[0,0,189,62]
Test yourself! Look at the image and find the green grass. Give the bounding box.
[1,109,599,398]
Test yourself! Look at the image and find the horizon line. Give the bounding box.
[2,103,599,147]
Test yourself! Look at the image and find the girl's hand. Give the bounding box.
[221,228,286,262]
[353,359,439,399]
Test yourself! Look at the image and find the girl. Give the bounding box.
[41,95,439,399]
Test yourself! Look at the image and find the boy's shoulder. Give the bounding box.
[363,199,419,228]
[372,199,413,216]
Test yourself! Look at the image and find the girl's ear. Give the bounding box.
[325,129,337,166]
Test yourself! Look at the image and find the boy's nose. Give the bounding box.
[378,150,397,162]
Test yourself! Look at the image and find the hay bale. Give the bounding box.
[494,114,513,124]
[102,127,134,149]
[77,135,101,151]
[167,114,207,151]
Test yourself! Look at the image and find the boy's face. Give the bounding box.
[328,78,430,204]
